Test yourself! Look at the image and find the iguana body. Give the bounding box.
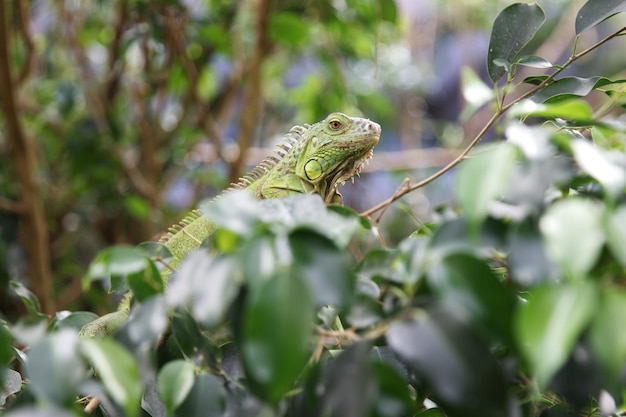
[80,112,381,338]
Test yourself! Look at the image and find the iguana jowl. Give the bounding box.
[80,112,381,338]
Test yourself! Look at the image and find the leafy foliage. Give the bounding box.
[2,0,626,416]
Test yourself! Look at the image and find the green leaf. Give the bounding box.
[370,361,417,417]
[9,281,45,318]
[81,338,143,417]
[428,253,516,344]
[460,66,495,122]
[1,369,21,406]
[51,311,100,332]
[85,245,151,293]
[487,3,546,83]
[510,99,593,122]
[518,55,553,68]
[289,229,355,308]
[456,143,517,226]
[157,360,196,415]
[241,270,313,404]
[25,330,85,406]
[589,288,626,378]
[514,282,597,389]
[530,76,620,103]
[606,205,626,267]
[388,307,508,417]
[540,198,605,278]
[575,0,626,34]
[572,139,626,201]
[174,373,226,417]
[126,260,164,302]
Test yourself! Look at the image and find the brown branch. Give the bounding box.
[15,0,35,85]
[0,196,27,213]
[228,0,273,183]
[0,1,55,313]
[361,24,626,219]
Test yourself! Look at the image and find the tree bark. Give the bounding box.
[0,1,55,313]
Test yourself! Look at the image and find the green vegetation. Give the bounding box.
[2,0,626,416]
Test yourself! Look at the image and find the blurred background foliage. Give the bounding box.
[0,0,624,317]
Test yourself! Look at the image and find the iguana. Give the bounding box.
[79,112,381,338]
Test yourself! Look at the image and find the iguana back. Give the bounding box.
[79,112,380,338]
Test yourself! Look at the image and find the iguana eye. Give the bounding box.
[328,119,343,130]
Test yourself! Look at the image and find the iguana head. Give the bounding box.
[295,112,381,203]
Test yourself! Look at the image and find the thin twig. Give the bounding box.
[360,24,626,219]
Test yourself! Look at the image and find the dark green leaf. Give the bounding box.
[81,338,143,417]
[320,342,373,417]
[126,260,164,302]
[174,373,226,417]
[25,330,85,406]
[289,229,355,308]
[157,360,195,415]
[530,76,622,103]
[388,307,508,417]
[370,361,416,417]
[487,3,546,82]
[241,270,313,404]
[507,220,555,286]
[575,0,626,34]
[514,282,597,389]
[171,311,220,369]
[427,253,516,344]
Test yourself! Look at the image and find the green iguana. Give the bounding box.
[79,112,381,338]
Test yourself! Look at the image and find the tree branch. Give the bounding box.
[0,1,55,313]
[361,24,626,219]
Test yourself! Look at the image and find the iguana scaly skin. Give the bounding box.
[79,112,381,338]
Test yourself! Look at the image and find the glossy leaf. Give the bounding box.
[589,289,626,378]
[530,76,622,103]
[81,338,142,417]
[9,281,44,318]
[487,3,545,82]
[514,282,597,389]
[241,270,313,404]
[518,55,553,68]
[25,330,85,406]
[572,139,626,200]
[157,360,195,415]
[51,311,99,332]
[174,373,226,417]
[456,143,517,226]
[85,245,151,293]
[575,0,626,34]
[428,253,516,344]
[388,307,507,417]
[540,198,605,278]
[510,99,593,122]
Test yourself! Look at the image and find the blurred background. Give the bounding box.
[0,0,623,317]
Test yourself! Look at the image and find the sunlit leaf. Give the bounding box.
[518,55,553,68]
[456,143,517,226]
[81,338,142,417]
[25,330,85,406]
[460,66,494,121]
[575,0,626,34]
[572,139,626,200]
[540,198,605,278]
[157,360,195,415]
[487,3,545,82]
[510,99,593,121]
[515,282,597,389]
